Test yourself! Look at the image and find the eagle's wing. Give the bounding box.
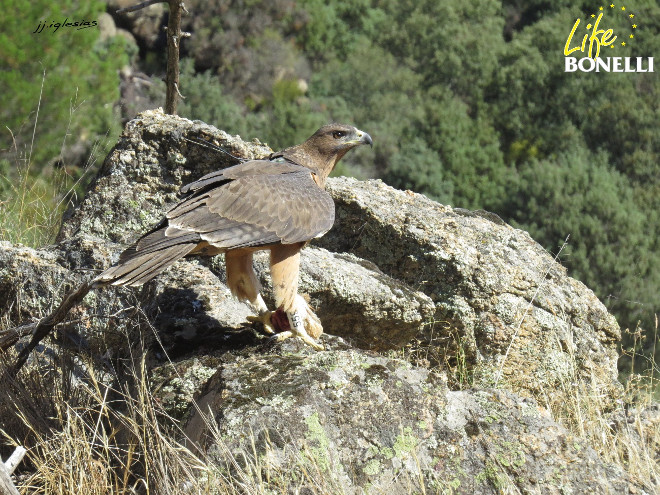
[179,159,307,194]
[168,164,335,248]
[95,160,334,286]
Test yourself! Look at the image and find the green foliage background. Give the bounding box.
[0,0,131,244]
[1,0,658,372]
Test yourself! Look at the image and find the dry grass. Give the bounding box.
[0,328,355,494]
[1,315,656,494]
[1,348,213,494]
[541,317,659,491]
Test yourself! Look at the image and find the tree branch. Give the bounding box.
[116,0,164,14]
[165,1,184,114]
[7,280,93,376]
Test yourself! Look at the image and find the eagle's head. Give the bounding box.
[308,123,373,156]
[276,123,373,184]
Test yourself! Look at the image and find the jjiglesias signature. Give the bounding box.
[33,18,98,34]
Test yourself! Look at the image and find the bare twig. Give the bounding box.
[8,280,93,376]
[116,0,163,14]
[174,82,185,99]
[4,447,26,475]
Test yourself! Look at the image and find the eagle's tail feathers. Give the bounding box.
[94,223,200,287]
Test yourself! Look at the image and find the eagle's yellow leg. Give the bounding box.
[226,249,276,334]
[269,243,324,350]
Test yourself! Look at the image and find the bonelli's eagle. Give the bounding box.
[94,124,373,349]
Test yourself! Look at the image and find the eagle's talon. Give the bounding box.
[285,304,324,350]
[268,328,324,351]
[289,295,324,340]
[269,330,293,344]
[246,312,276,335]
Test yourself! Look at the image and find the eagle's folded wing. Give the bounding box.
[95,165,334,286]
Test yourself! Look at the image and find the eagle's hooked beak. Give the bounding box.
[355,129,373,148]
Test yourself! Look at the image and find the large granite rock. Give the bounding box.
[319,178,622,398]
[181,337,640,495]
[1,109,647,493]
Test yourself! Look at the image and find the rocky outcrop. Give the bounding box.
[319,179,622,398]
[181,336,637,495]
[54,109,622,397]
[0,110,645,493]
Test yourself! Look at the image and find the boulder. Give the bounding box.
[182,336,639,495]
[0,110,645,493]
[318,178,622,398]
[57,109,272,245]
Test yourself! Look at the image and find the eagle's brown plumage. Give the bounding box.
[93,123,372,349]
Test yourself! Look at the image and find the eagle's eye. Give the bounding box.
[332,130,346,139]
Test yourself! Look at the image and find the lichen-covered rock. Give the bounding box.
[0,239,134,352]
[319,178,622,398]
[0,110,650,494]
[184,336,640,494]
[0,241,80,324]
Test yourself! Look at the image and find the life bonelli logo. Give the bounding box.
[564,3,653,72]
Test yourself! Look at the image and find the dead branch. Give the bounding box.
[116,0,163,14]
[7,281,92,376]
[165,1,184,114]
